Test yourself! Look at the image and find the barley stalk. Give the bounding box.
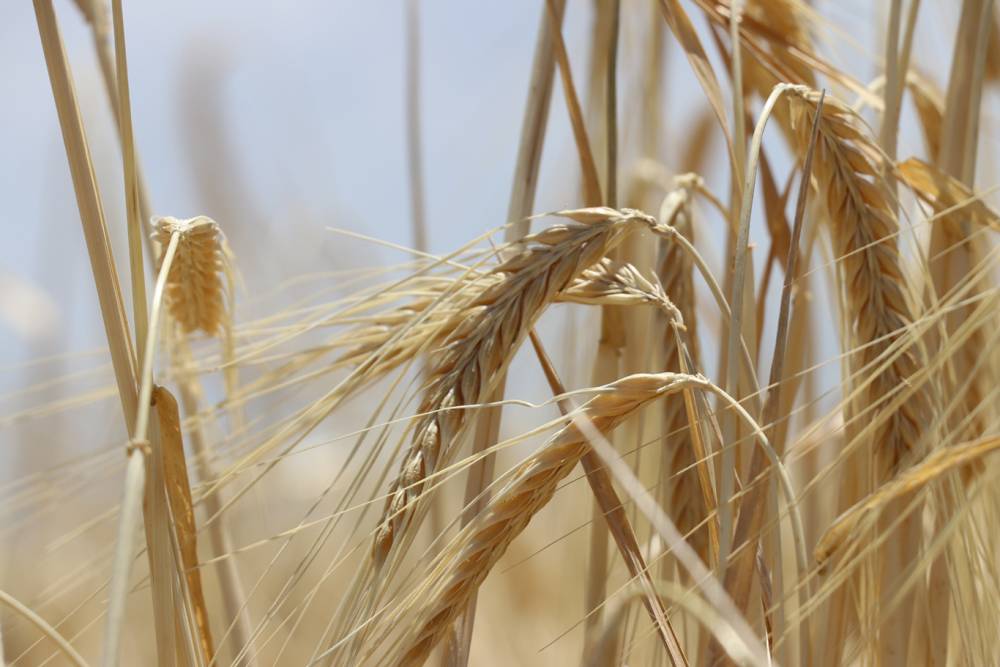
[906,72,944,163]
[527,329,688,666]
[29,4,167,666]
[108,0,148,362]
[153,385,215,662]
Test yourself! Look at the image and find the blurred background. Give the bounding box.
[0,1,993,664]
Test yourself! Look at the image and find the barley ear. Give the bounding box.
[153,216,231,337]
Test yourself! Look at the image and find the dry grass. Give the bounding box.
[8,1,1000,666]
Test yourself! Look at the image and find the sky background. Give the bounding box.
[2,2,998,663]
[0,0,996,474]
[0,1,719,432]
[0,0,985,472]
[0,0,759,358]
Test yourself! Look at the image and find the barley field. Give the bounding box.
[1,0,999,665]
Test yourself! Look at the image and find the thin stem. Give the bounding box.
[605,0,620,208]
[135,233,178,445]
[32,0,138,427]
[723,83,797,564]
[110,0,149,365]
[715,89,825,667]
[0,589,88,667]
[405,0,428,254]
[103,231,179,667]
[503,0,565,241]
[584,0,621,650]
[961,0,994,183]
[879,0,903,161]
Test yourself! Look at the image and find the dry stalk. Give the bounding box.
[541,3,614,648]
[528,330,687,666]
[29,4,165,666]
[713,87,823,667]
[922,9,994,661]
[31,0,138,447]
[906,71,945,164]
[153,385,215,662]
[108,0,148,359]
[171,339,256,666]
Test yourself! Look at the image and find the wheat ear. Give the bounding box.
[741,0,815,89]
[787,88,926,473]
[816,435,1000,571]
[787,87,929,666]
[389,368,799,666]
[393,372,700,665]
[655,182,711,565]
[154,214,244,455]
[371,207,656,565]
[153,216,230,336]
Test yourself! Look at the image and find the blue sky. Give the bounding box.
[0,0,979,437]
